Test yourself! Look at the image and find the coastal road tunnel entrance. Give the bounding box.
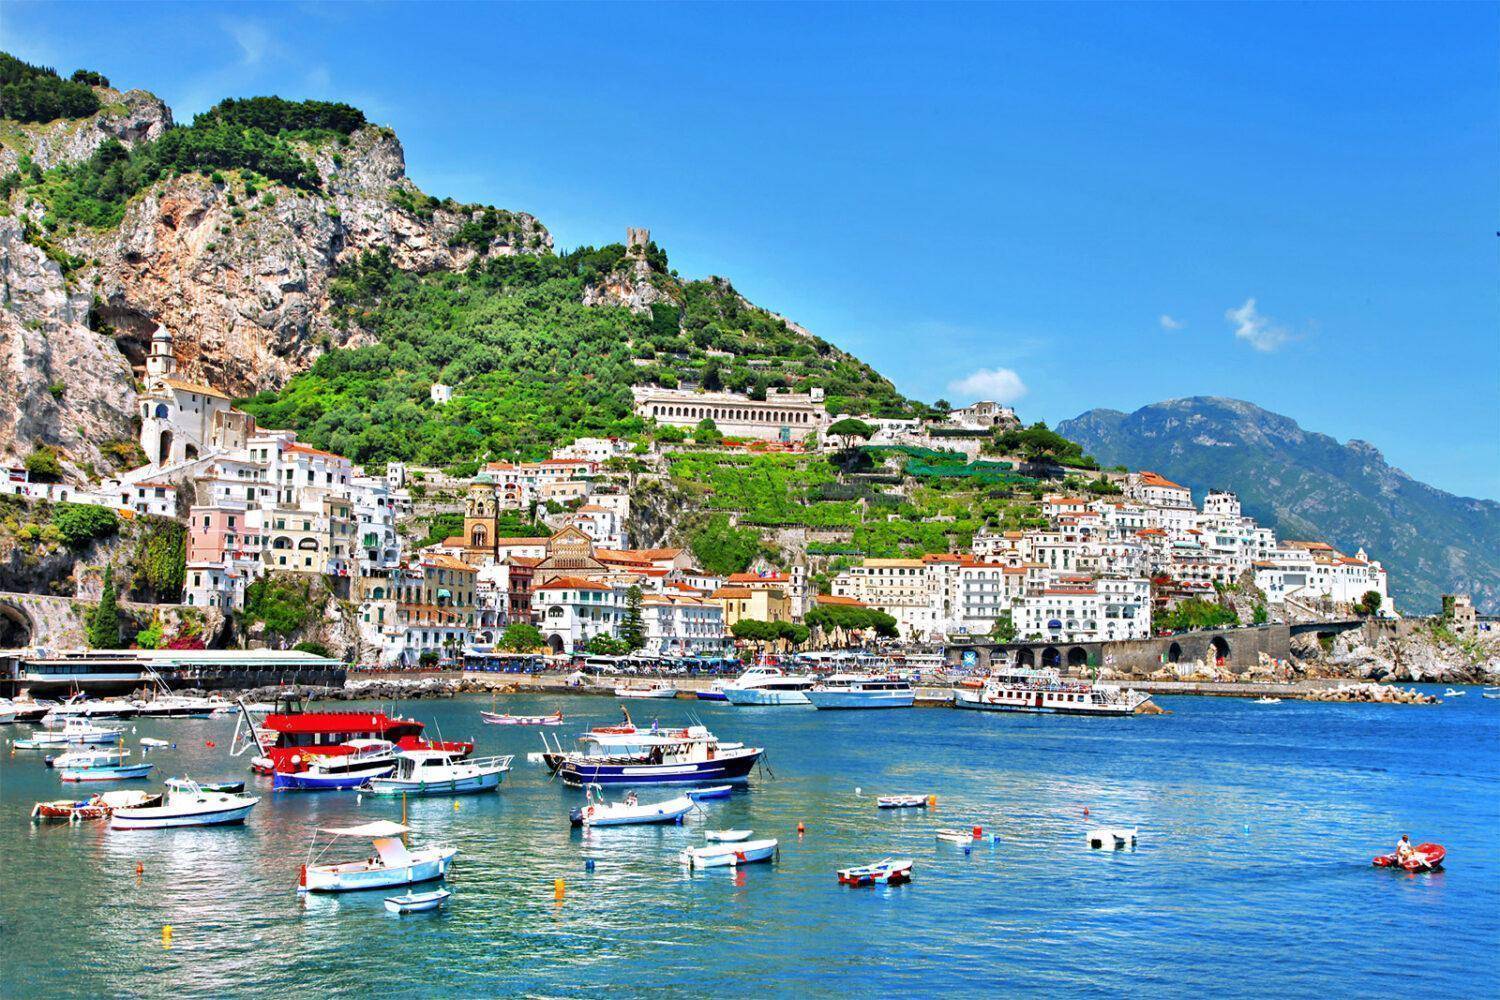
[1211,636,1230,667]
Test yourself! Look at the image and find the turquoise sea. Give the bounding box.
[1,688,1496,998]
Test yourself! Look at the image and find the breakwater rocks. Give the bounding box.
[1302,682,1438,705]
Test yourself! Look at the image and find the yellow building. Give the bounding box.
[710,586,792,627]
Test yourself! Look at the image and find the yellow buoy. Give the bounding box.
[553,878,565,901]
[162,924,173,949]
[453,799,460,812]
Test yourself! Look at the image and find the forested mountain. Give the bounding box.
[1059,398,1500,613]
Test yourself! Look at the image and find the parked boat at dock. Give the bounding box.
[110,779,260,829]
[722,665,815,706]
[362,751,512,797]
[806,674,915,710]
[953,668,1150,717]
[614,681,678,699]
[298,821,457,893]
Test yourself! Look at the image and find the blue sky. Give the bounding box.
[10,2,1498,499]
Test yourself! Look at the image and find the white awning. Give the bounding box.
[319,820,409,837]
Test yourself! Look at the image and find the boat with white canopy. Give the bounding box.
[12,717,123,748]
[722,665,815,706]
[298,821,457,893]
[806,674,915,710]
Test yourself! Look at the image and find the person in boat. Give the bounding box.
[1395,834,1415,862]
[649,745,664,764]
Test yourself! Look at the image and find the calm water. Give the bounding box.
[1,689,1496,998]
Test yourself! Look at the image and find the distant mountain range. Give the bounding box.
[1058,397,1500,614]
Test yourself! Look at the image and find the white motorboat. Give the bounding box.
[722,666,816,706]
[0,700,16,724]
[45,747,129,769]
[385,888,451,914]
[954,668,1150,717]
[362,751,512,797]
[299,821,457,893]
[43,695,140,721]
[140,738,175,749]
[1087,827,1138,850]
[61,760,155,782]
[936,828,977,844]
[111,778,260,829]
[132,693,232,718]
[877,795,931,810]
[614,682,678,700]
[12,717,124,748]
[1253,697,1283,705]
[806,674,915,710]
[704,829,752,842]
[570,786,695,827]
[1443,689,1465,698]
[679,838,778,869]
[7,698,58,723]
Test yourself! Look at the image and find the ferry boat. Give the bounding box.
[722,665,816,706]
[952,668,1150,717]
[805,674,915,710]
[232,694,471,774]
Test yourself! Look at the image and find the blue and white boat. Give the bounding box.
[274,739,398,791]
[61,760,154,782]
[722,666,815,706]
[805,674,915,710]
[299,821,456,893]
[687,784,733,801]
[362,751,512,797]
[558,741,763,788]
[695,680,730,702]
[569,786,695,826]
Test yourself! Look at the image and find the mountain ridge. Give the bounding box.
[1058,397,1500,613]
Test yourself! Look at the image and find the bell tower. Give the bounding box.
[146,324,175,389]
[462,480,499,561]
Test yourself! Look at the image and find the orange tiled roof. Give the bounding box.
[535,576,612,592]
[1138,470,1186,490]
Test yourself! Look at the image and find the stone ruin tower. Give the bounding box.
[626,227,650,253]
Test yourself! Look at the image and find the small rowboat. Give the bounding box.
[1443,689,1465,698]
[687,785,733,801]
[481,710,564,726]
[385,888,451,914]
[31,790,163,822]
[140,738,174,748]
[1374,843,1446,872]
[877,795,931,810]
[704,829,752,842]
[838,857,913,886]
[936,828,976,844]
[1253,697,1282,705]
[679,839,778,869]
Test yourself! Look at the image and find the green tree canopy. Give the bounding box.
[688,514,762,576]
[86,565,122,649]
[499,622,545,652]
[620,586,646,651]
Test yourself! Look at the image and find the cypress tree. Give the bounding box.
[621,585,646,651]
[87,565,121,649]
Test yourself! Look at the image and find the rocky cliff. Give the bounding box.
[1,88,549,478]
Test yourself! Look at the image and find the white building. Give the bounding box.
[642,593,729,656]
[830,559,941,640]
[632,385,829,443]
[532,576,627,653]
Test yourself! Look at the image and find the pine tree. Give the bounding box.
[620,585,646,651]
[87,565,121,649]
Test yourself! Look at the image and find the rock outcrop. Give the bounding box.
[1,96,550,479]
[0,88,172,173]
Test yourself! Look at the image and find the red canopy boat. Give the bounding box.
[1373,843,1446,871]
[236,694,472,774]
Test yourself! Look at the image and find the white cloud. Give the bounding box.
[947,367,1028,404]
[1225,297,1292,352]
[1159,314,1185,331]
[223,17,274,67]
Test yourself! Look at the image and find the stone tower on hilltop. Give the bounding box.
[626,227,650,252]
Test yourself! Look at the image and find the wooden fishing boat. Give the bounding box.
[362,752,512,797]
[299,821,457,893]
[31,790,162,822]
[385,888,451,914]
[837,857,913,886]
[480,710,563,726]
[111,779,259,829]
[679,838,778,869]
[570,786,695,827]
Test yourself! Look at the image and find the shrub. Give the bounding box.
[52,503,118,548]
[293,640,331,656]
[24,446,64,482]
[242,575,315,637]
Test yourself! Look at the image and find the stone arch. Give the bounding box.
[0,599,36,648]
[1067,646,1089,668]
[158,429,174,465]
[1167,641,1182,664]
[471,525,488,548]
[1015,647,1035,667]
[546,633,566,654]
[1211,636,1230,666]
[1041,646,1061,668]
